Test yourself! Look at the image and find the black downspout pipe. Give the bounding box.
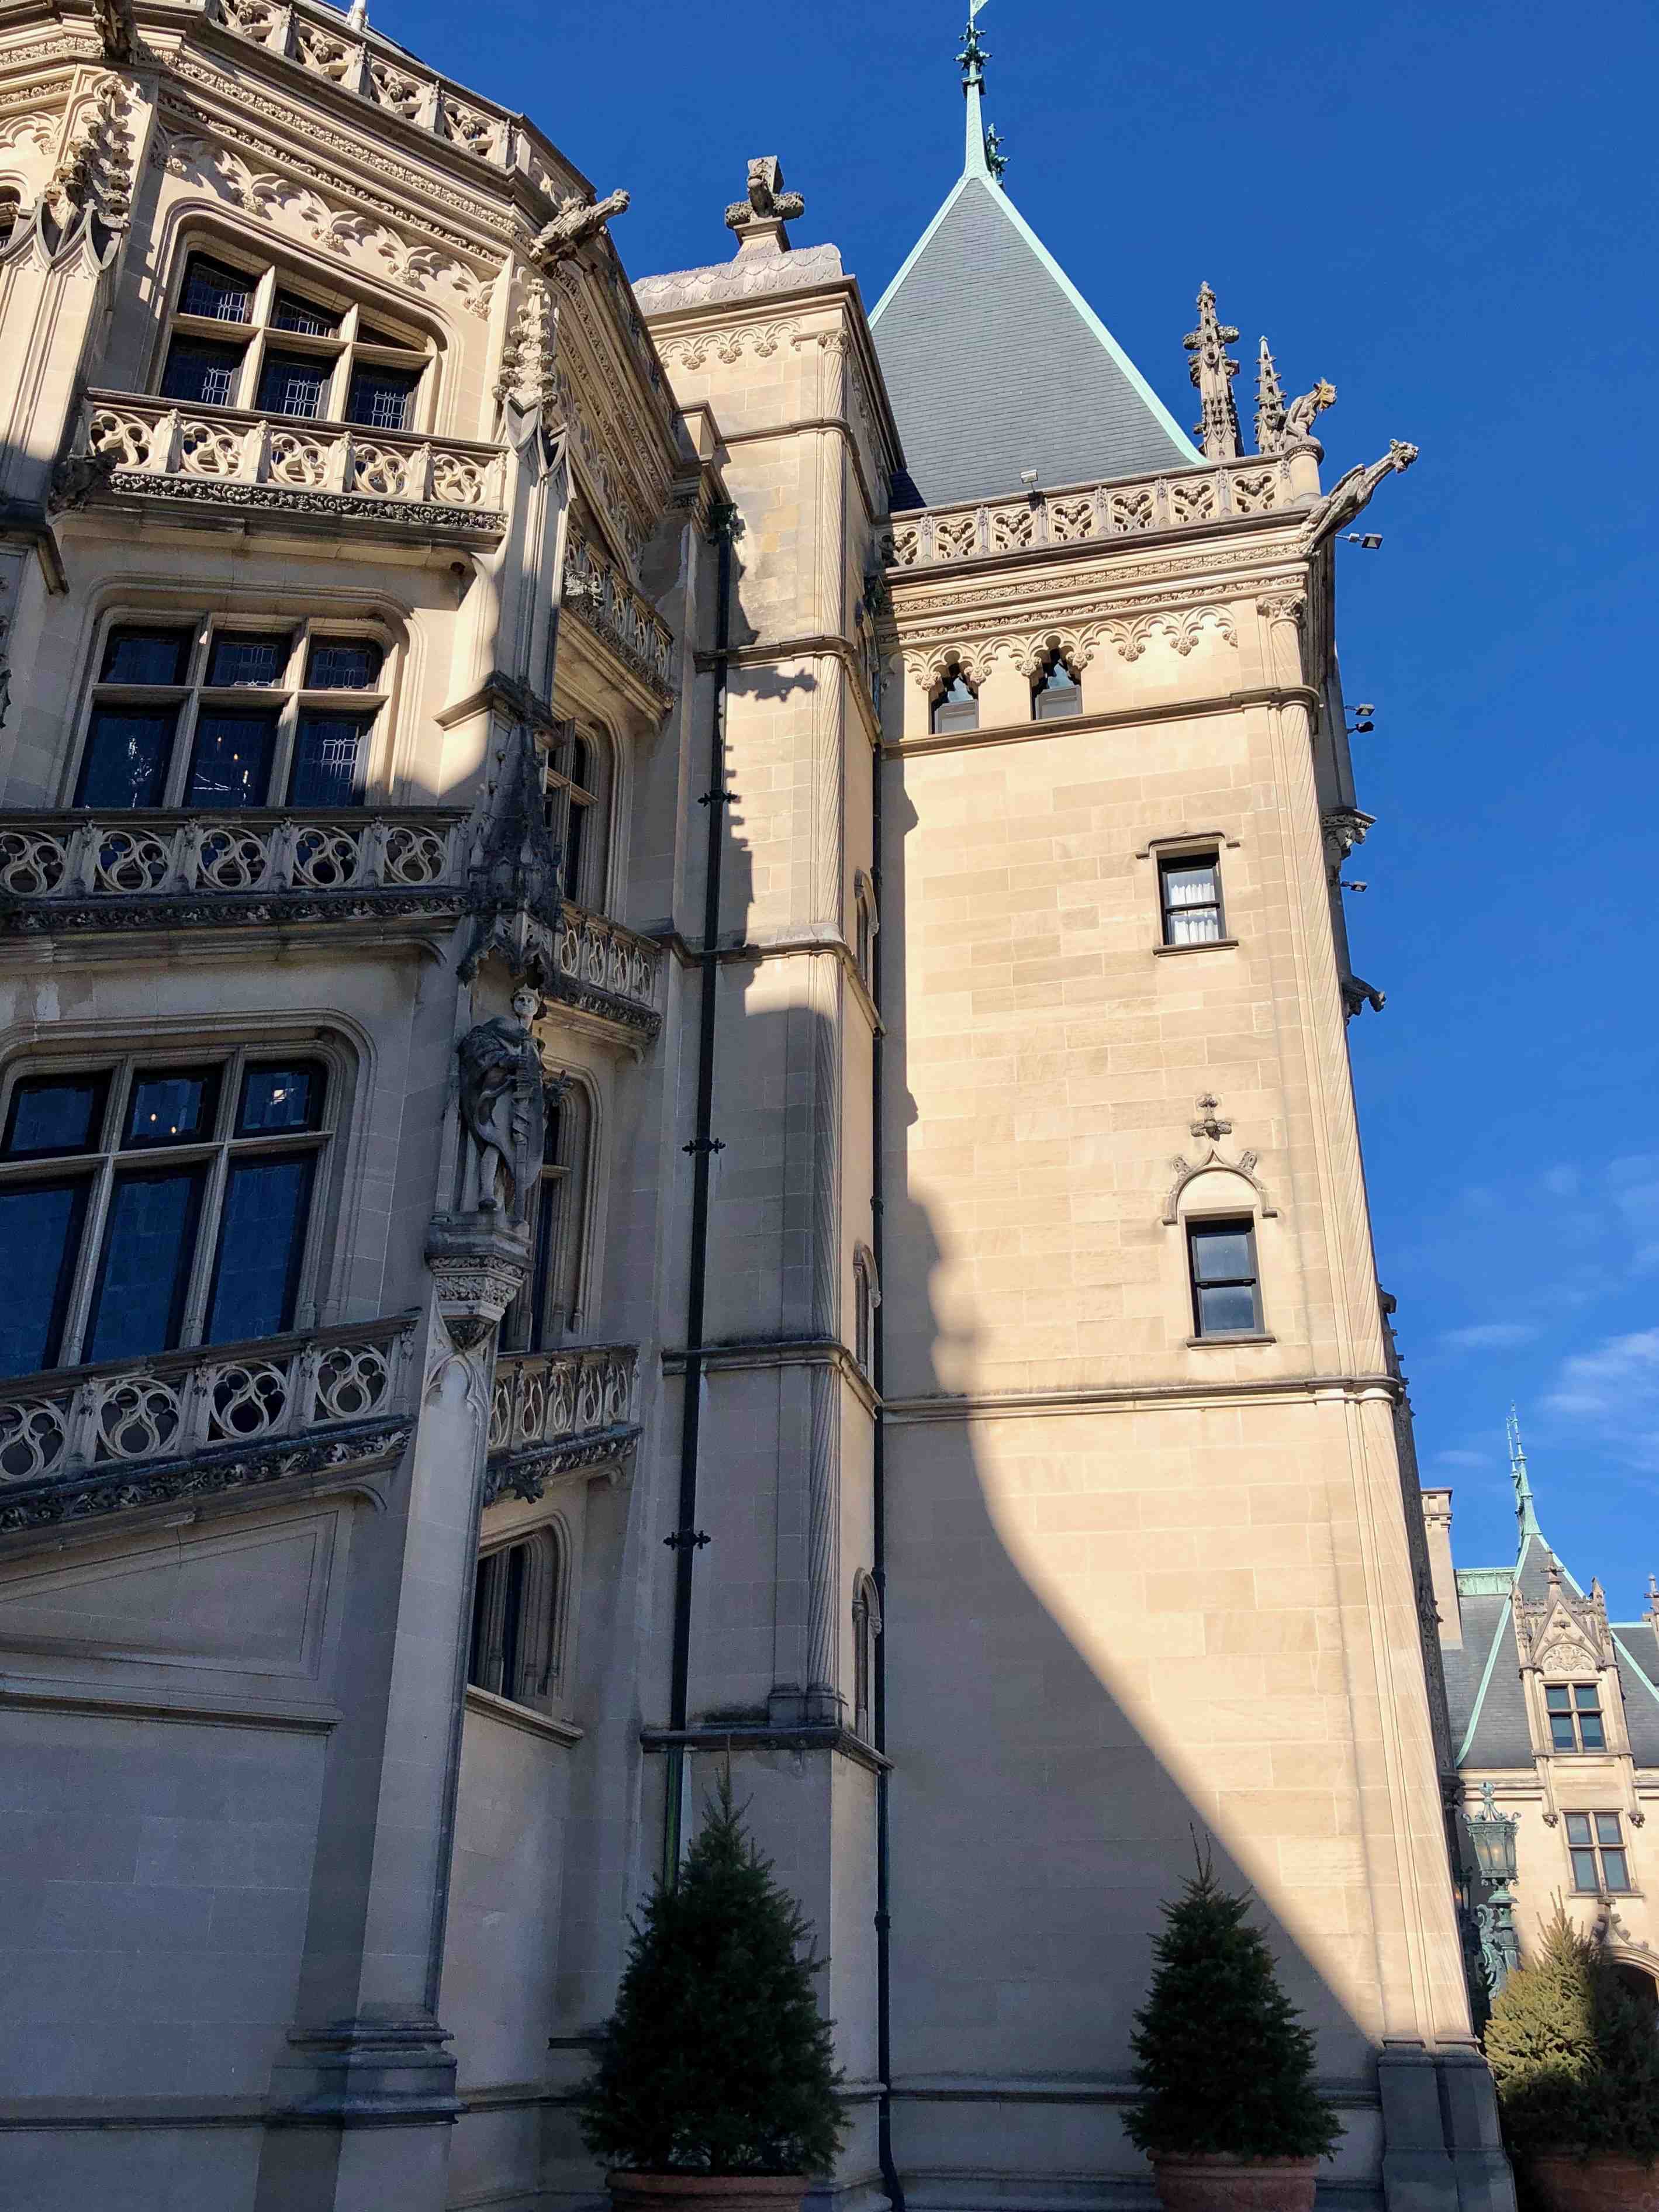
[870,690,905,2212]
[663,500,735,1884]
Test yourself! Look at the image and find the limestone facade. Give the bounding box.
[0,4,1511,2209]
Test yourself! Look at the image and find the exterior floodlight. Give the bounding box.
[1343,532,1383,549]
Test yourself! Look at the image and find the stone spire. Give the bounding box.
[1508,1405,1542,1546]
[1184,282,1240,460]
[958,0,997,182]
[1255,336,1286,455]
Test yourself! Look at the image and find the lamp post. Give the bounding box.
[1466,1781,1521,1996]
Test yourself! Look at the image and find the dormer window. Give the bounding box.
[157,247,432,432]
[1031,649,1081,721]
[930,668,979,735]
[1545,1682,1605,1751]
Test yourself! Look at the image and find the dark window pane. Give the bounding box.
[359,322,415,350]
[1191,1228,1254,1284]
[1564,1813,1592,1844]
[184,710,278,807]
[160,338,245,407]
[76,707,177,808]
[569,737,592,791]
[469,1551,503,1691]
[85,1167,203,1363]
[205,1153,314,1343]
[271,291,339,336]
[1550,1714,1578,1751]
[257,351,331,420]
[0,1180,89,1378]
[304,638,383,690]
[1570,1848,1599,1890]
[180,255,253,323]
[1546,1685,1572,1712]
[1602,1848,1632,1892]
[237,1064,324,1136]
[4,1076,106,1160]
[1578,1713,1606,1749]
[1574,1684,1601,1711]
[1595,1813,1624,1845]
[124,1069,217,1149]
[528,1175,564,1352]
[287,716,369,808]
[207,632,288,687]
[1195,1281,1259,1335]
[100,627,192,686]
[346,367,419,431]
[499,1543,529,1702]
[562,800,587,903]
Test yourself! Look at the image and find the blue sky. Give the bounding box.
[395,0,1658,1607]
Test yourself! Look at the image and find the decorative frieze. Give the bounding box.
[0,807,469,934]
[886,454,1296,572]
[485,1343,640,1501]
[66,392,507,535]
[0,1316,414,1535]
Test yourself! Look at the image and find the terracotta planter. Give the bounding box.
[607,2173,808,2212]
[1525,2154,1659,2212]
[1151,2154,1318,2212]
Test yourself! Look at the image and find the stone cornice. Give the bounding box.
[882,1371,1402,1423]
[691,633,882,753]
[640,1722,890,1778]
[662,1333,877,1420]
[883,685,1323,760]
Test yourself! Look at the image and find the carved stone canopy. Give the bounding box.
[1515,1558,1613,1673]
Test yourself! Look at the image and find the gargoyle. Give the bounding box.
[531,187,630,269]
[1278,378,1337,451]
[725,155,804,235]
[92,0,136,63]
[1342,973,1387,1017]
[1298,439,1419,554]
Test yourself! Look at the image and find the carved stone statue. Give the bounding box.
[1279,378,1337,451]
[725,155,804,236]
[1298,439,1419,553]
[456,996,547,1222]
[531,188,630,269]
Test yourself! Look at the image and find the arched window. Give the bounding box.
[0,191,21,248]
[155,243,435,428]
[853,1243,880,1375]
[930,666,979,735]
[468,1526,563,1711]
[505,1076,590,1352]
[853,869,879,991]
[543,721,609,911]
[1031,647,1081,721]
[852,1571,882,1744]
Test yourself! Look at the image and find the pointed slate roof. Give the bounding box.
[870,34,1197,511]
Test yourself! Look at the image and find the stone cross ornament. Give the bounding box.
[725,157,804,248]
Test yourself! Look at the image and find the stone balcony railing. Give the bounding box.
[562,533,676,705]
[68,392,508,537]
[486,1343,640,1500]
[0,1316,417,1537]
[883,452,1301,571]
[0,807,472,932]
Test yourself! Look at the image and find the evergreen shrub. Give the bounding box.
[1124,1850,1342,2163]
[578,1775,846,2175]
[1485,1907,1659,2162]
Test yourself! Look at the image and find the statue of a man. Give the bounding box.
[456,997,547,1223]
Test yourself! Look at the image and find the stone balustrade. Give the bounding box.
[486,1343,640,1496]
[562,534,675,703]
[0,807,471,934]
[884,453,1299,569]
[72,392,508,535]
[206,0,535,176]
[554,900,660,1014]
[0,1316,416,1535]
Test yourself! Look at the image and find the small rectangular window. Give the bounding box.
[206,1152,317,1343]
[124,1069,219,1149]
[100,628,192,686]
[160,338,245,408]
[4,1075,108,1160]
[271,291,339,337]
[237,1063,325,1137]
[207,633,289,688]
[75,707,179,809]
[179,255,254,323]
[0,1180,91,1378]
[1187,1218,1261,1337]
[1565,1810,1632,1892]
[305,638,383,691]
[1547,1681,1605,1751]
[346,367,419,431]
[84,1164,206,1363]
[288,714,371,808]
[1160,854,1223,946]
[184,710,279,808]
[257,352,331,421]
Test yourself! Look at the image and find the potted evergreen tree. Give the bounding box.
[578,1775,846,2212]
[1125,1851,1342,2210]
[1485,1906,1659,2211]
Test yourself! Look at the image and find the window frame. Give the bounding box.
[153,239,436,435]
[1030,645,1083,722]
[1544,1679,1608,1754]
[1185,1214,1264,1340]
[541,722,610,913]
[0,1046,338,1377]
[1564,1809,1634,1895]
[467,1525,566,1715]
[68,609,395,811]
[1159,850,1226,948]
[851,1569,882,1744]
[929,666,980,736]
[503,1074,590,1355]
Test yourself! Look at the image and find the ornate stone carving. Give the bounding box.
[1297,440,1419,554]
[530,186,630,269]
[724,154,804,242]
[1184,282,1241,461]
[456,993,549,1223]
[562,531,675,700]
[91,0,136,64]
[1254,337,1287,456]
[1162,1102,1277,1224]
[1322,806,1375,879]
[483,1345,640,1500]
[1515,1558,1614,1673]
[424,1216,530,1356]
[1279,378,1337,454]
